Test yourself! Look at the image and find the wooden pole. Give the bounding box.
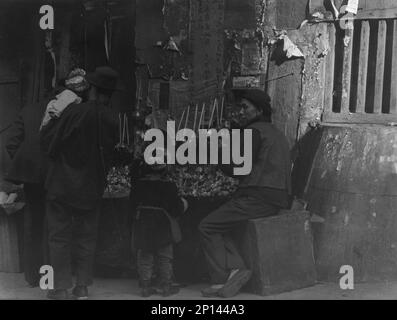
[208,99,217,129]
[216,98,220,128]
[177,109,185,131]
[184,105,190,135]
[220,96,225,125]
[198,103,205,131]
[193,104,198,133]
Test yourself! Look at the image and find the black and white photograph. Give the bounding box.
[0,0,397,305]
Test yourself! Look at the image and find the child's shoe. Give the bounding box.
[141,280,156,298]
[159,283,180,297]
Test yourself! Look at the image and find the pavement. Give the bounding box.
[1,272,397,300]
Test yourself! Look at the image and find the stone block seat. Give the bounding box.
[239,210,317,296]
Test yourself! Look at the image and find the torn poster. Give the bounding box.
[232,76,261,89]
[282,35,305,59]
[309,0,343,17]
[308,0,360,18]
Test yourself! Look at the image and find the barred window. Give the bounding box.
[323,19,397,124]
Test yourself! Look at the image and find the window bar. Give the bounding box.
[374,20,387,114]
[356,20,370,114]
[341,26,354,115]
[389,20,397,115]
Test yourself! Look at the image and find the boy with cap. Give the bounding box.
[131,146,188,297]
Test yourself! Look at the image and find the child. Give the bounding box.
[130,160,188,297]
[40,68,90,130]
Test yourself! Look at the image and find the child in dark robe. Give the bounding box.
[130,161,188,297]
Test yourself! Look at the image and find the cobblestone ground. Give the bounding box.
[1,273,397,300]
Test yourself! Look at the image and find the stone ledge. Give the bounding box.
[239,210,317,296]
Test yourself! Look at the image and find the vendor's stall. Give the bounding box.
[167,165,238,283]
[97,96,240,283]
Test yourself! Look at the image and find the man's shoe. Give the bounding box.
[201,285,224,298]
[47,289,70,300]
[142,286,157,298]
[218,270,252,298]
[72,286,89,300]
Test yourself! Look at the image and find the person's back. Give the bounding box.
[41,66,121,300]
[131,171,186,297]
[6,100,49,185]
[5,100,49,287]
[132,177,183,218]
[42,100,118,210]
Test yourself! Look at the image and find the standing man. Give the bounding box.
[40,67,120,300]
[5,100,49,288]
[199,89,292,298]
[5,70,90,288]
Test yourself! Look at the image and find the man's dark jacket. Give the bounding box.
[6,100,49,185]
[40,100,118,210]
[221,117,292,208]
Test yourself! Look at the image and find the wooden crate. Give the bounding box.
[0,209,23,272]
[239,210,317,296]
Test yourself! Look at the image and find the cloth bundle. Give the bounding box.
[40,90,82,130]
[40,68,89,130]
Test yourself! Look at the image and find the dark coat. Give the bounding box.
[5,100,49,185]
[40,100,118,210]
[131,178,184,252]
[239,121,292,194]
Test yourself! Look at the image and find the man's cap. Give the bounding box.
[86,66,124,91]
[232,88,272,116]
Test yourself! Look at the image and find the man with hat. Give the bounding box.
[199,89,292,298]
[40,66,120,300]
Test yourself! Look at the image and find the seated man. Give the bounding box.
[199,89,292,298]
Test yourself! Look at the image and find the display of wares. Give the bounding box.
[167,166,238,198]
[103,166,131,199]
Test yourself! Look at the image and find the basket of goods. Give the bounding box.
[103,113,133,199]
[103,166,131,199]
[167,166,239,199]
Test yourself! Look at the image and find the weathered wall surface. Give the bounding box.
[276,0,307,29]
[285,0,397,282]
[307,126,397,282]
[270,3,331,197]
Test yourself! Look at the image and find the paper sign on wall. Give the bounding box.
[345,0,359,15]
